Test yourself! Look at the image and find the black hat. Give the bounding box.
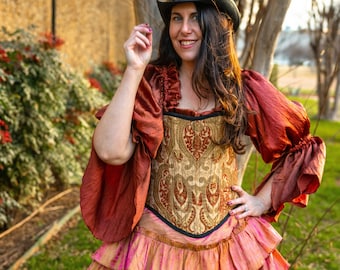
[157,0,240,31]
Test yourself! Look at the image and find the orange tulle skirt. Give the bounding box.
[88,208,289,270]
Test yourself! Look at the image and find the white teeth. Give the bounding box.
[181,40,195,46]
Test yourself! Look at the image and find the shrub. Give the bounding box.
[0,27,108,229]
[85,61,123,100]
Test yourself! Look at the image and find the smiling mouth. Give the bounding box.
[180,40,196,46]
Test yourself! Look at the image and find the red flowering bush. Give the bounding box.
[0,28,108,230]
[0,119,12,144]
[39,32,65,50]
[86,61,123,99]
[0,47,10,63]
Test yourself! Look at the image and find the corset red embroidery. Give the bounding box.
[147,113,239,236]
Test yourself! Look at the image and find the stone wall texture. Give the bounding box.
[0,0,139,71]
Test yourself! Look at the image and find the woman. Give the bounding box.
[80,0,326,269]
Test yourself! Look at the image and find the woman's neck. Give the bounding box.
[178,63,216,112]
[179,61,195,80]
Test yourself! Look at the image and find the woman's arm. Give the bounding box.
[93,24,153,165]
[227,70,325,221]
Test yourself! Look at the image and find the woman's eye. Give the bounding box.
[171,15,182,22]
[192,14,198,21]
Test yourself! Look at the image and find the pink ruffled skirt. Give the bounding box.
[88,208,289,270]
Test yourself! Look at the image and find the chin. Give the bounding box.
[177,52,199,63]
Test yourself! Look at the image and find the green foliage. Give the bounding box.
[289,95,318,120]
[85,61,123,100]
[270,63,279,88]
[0,191,21,230]
[0,27,108,227]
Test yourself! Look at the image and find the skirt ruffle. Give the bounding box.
[88,208,289,270]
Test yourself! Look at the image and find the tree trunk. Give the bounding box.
[250,0,292,76]
[329,71,340,120]
[309,0,340,120]
[238,0,266,69]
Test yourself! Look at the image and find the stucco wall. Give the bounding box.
[0,0,137,71]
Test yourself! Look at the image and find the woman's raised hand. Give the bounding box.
[124,24,153,70]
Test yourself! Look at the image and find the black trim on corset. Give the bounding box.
[163,111,224,121]
[145,204,231,239]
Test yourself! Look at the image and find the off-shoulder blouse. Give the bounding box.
[80,64,326,243]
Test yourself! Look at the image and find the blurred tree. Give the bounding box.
[238,0,292,76]
[274,30,314,66]
[309,0,340,120]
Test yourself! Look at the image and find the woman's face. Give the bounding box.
[169,2,203,65]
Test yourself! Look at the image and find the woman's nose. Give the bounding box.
[181,19,192,33]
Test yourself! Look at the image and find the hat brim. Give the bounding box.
[157,0,240,31]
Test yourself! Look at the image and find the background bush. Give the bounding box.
[0,27,109,229]
[85,60,122,100]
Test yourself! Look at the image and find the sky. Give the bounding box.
[283,0,340,30]
[283,0,311,30]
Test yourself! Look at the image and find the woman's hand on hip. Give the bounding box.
[227,185,271,219]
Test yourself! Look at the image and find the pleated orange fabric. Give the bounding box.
[88,209,289,270]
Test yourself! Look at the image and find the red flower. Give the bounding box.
[39,32,65,50]
[88,77,102,91]
[16,52,24,62]
[103,61,122,76]
[30,54,40,63]
[0,47,10,63]
[0,120,12,144]
[65,135,76,145]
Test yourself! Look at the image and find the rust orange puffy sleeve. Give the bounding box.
[80,65,164,243]
[242,70,326,222]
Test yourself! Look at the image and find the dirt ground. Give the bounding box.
[0,188,80,270]
[277,65,317,91]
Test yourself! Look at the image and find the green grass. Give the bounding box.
[23,215,101,270]
[23,98,340,269]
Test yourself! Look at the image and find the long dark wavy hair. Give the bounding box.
[152,3,248,154]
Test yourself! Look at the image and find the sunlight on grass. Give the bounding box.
[289,95,318,118]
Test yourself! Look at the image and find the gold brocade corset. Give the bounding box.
[146,112,239,237]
